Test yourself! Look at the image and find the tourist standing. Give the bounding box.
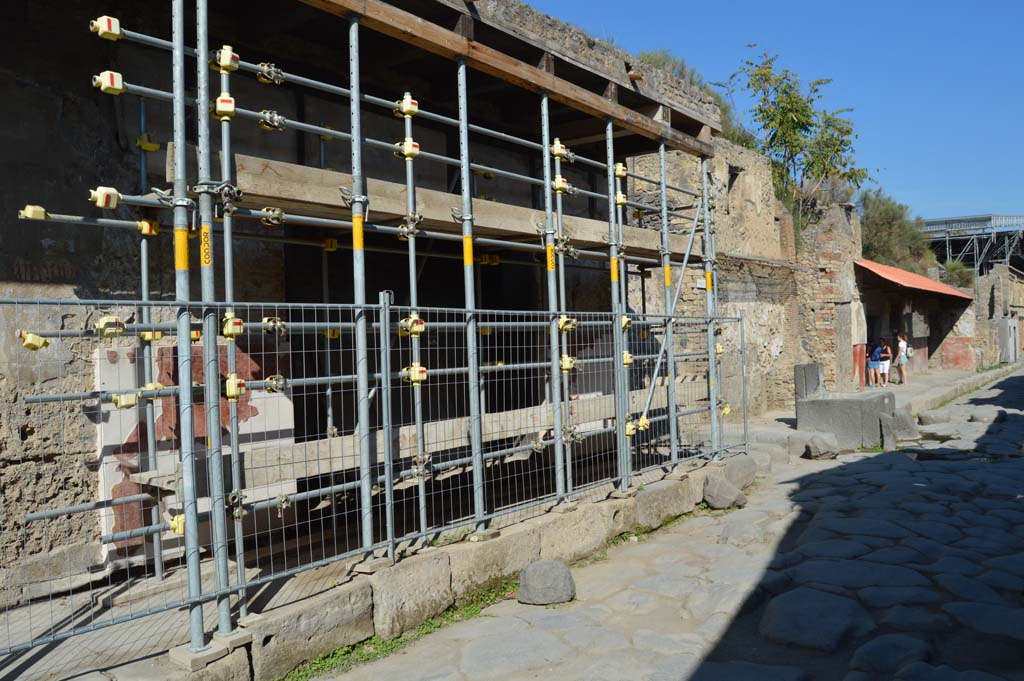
[895,332,910,385]
[879,338,893,387]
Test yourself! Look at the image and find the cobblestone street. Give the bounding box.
[327,372,1024,681]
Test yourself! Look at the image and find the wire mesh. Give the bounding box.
[0,298,744,660]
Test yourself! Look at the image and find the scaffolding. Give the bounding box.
[3,0,744,664]
[924,214,1024,276]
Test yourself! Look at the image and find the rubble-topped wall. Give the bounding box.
[430,0,720,130]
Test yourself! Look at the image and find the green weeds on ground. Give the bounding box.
[279,577,518,681]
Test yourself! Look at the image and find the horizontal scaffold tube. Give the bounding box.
[25,494,153,523]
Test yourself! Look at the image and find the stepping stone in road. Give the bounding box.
[759,587,876,652]
[881,605,953,632]
[857,586,942,609]
[689,661,808,681]
[941,602,1024,641]
[895,661,1011,680]
[849,633,929,675]
[933,573,1009,605]
[789,559,930,589]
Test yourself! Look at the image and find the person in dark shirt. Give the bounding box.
[866,340,882,388]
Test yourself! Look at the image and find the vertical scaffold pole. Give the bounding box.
[457,59,487,533]
[605,121,629,492]
[379,291,396,560]
[138,100,164,581]
[402,101,430,535]
[658,143,679,464]
[349,17,374,551]
[219,47,247,619]
[553,149,573,497]
[540,93,566,500]
[171,0,206,652]
[317,125,335,438]
[701,159,720,456]
[195,0,232,637]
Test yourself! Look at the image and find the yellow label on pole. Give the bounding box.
[610,257,619,283]
[705,271,713,291]
[463,235,474,266]
[545,243,556,271]
[352,214,364,251]
[664,264,672,287]
[174,228,189,271]
[200,224,212,267]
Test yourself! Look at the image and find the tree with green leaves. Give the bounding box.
[859,188,936,274]
[718,51,868,229]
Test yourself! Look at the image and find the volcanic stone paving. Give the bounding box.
[325,373,1024,681]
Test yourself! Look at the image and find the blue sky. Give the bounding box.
[529,0,1023,218]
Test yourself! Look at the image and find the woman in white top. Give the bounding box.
[895,332,909,385]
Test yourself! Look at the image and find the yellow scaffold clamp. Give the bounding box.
[560,354,577,374]
[550,138,571,162]
[260,206,285,227]
[614,162,628,179]
[190,329,202,342]
[637,415,651,432]
[323,328,341,340]
[402,363,428,385]
[214,92,236,120]
[18,205,48,220]
[394,92,419,118]
[89,16,122,41]
[264,375,286,393]
[557,315,577,333]
[479,326,493,336]
[94,316,126,338]
[89,186,121,209]
[625,420,637,438]
[136,133,161,152]
[715,342,724,356]
[169,514,186,536]
[216,45,240,73]
[615,191,628,207]
[257,110,286,131]
[143,382,165,393]
[474,253,501,266]
[622,351,634,367]
[322,238,339,252]
[92,70,125,95]
[139,330,163,342]
[225,373,247,402]
[16,330,49,351]
[552,176,571,194]
[395,137,420,160]
[222,313,244,340]
[721,403,732,416]
[111,392,139,410]
[621,315,632,331]
[137,219,160,236]
[262,316,287,336]
[398,312,426,338]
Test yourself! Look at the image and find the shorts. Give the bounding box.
[899,356,909,366]
[867,361,881,370]
[880,360,891,373]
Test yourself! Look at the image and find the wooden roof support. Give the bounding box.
[300,0,714,158]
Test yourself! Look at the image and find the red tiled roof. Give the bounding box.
[855,259,973,301]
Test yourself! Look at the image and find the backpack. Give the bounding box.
[906,345,915,358]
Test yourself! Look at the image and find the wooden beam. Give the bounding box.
[299,0,713,158]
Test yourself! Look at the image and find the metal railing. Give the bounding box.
[0,298,746,658]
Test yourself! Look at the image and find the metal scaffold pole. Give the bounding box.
[553,143,573,496]
[658,143,679,463]
[171,0,206,652]
[218,44,247,619]
[195,0,232,638]
[349,16,375,552]
[457,59,488,534]
[701,159,720,455]
[605,121,629,492]
[401,97,430,535]
[540,93,566,500]
[137,100,165,580]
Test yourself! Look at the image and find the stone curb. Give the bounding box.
[902,363,1022,416]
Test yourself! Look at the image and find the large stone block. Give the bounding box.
[111,646,251,681]
[794,363,826,401]
[247,578,373,681]
[722,453,758,489]
[369,549,454,640]
[635,479,700,530]
[796,392,895,449]
[535,496,636,564]
[443,522,541,597]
